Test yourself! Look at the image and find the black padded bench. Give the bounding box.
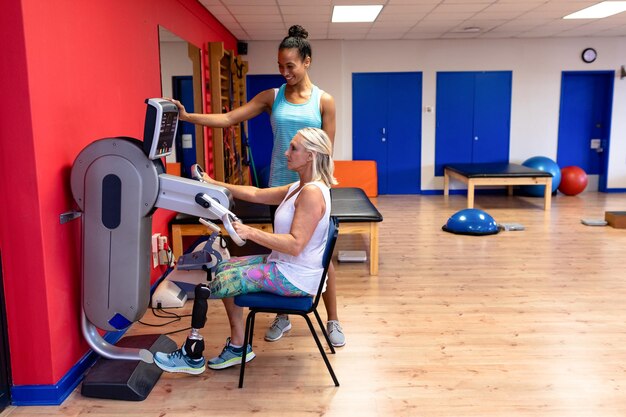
[170,187,383,275]
[330,187,383,275]
[443,163,553,211]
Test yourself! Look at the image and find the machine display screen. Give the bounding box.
[156,111,177,154]
[143,98,179,160]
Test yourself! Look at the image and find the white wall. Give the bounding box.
[159,41,193,98]
[243,37,626,190]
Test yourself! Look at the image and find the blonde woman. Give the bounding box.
[154,128,337,373]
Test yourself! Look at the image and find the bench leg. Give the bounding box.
[370,222,379,275]
[467,181,475,208]
[443,170,450,197]
[543,178,552,211]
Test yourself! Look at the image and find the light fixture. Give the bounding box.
[332,5,383,23]
[563,1,626,19]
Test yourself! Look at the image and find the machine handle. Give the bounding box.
[191,164,206,182]
[199,217,221,233]
[195,193,245,246]
[222,213,246,247]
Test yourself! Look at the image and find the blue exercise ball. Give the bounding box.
[520,156,561,197]
[442,208,499,236]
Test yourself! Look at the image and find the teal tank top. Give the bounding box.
[269,84,323,187]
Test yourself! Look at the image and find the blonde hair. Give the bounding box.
[297,127,337,187]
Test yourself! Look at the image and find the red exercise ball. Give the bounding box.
[558,166,588,196]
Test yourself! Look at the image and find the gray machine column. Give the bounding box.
[71,137,160,363]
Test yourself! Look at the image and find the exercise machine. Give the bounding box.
[151,231,230,308]
[69,98,244,400]
[151,162,236,307]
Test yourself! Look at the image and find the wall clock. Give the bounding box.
[581,48,597,63]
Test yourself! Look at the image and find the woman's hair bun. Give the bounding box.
[288,25,308,39]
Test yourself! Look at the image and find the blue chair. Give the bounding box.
[234,216,340,388]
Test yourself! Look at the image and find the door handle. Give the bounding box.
[590,138,603,152]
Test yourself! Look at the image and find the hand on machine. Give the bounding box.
[191,164,246,247]
[191,163,208,183]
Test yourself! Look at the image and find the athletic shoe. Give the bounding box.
[208,337,256,370]
[264,314,292,342]
[154,347,206,375]
[327,320,346,347]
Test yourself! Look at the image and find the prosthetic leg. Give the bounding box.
[181,284,212,359]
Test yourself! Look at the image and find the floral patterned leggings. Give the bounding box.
[208,255,309,299]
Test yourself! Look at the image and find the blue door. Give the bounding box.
[435,71,512,176]
[172,76,195,178]
[246,74,284,187]
[353,72,422,194]
[557,71,614,191]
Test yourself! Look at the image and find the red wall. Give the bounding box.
[0,0,236,386]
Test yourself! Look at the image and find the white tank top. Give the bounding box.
[267,181,331,295]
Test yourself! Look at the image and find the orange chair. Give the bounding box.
[333,160,378,198]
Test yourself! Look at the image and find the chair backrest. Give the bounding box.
[310,216,339,311]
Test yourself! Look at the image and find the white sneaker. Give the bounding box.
[327,320,346,347]
[264,315,291,341]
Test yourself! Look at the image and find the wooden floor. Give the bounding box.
[6,192,626,417]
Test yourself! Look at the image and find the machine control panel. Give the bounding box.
[143,98,179,159]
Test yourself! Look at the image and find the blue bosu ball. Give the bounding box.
[520,156,561,197]
[442,208,499,236]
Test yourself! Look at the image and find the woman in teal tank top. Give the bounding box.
[165,25,345,347]
[269,83,322,187]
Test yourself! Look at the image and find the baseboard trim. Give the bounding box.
[9,275,171,406]
[11,331,124,405]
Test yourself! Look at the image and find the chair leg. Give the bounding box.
[314,309,335,354]
[249,311,256,343]
[239,310,255,388]
[303,315,340,387]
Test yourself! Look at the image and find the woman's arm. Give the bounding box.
[166,89,275,128]
[320,92,336,145]
[232,185,325,256]
[201,172,290,206]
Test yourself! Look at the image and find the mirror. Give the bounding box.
[158,26,203,178]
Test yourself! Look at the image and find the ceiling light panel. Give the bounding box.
[332,5,383,22]
[564,1,626,19]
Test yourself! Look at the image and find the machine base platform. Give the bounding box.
[81,333,177,401]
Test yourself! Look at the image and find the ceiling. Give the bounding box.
[197,0,626,41]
